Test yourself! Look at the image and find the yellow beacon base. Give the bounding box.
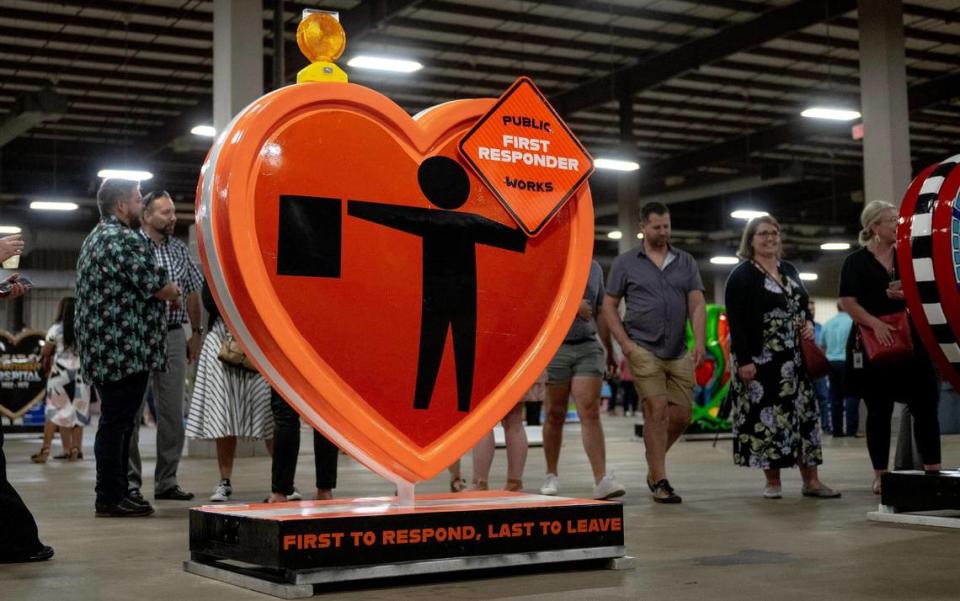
[297,61,348,84]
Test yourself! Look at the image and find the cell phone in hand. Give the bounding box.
[889,279,902,291]
[0,274,32,294]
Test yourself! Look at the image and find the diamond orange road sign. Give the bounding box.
[196,82,594,487]
[459,77,594,236]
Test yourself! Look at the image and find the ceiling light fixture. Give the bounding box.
[730,209,770,220]
[607,230,623,240]
[637,232,644,239]
[30,201,79,211]
[0,225,22,234]
[594,158,640,172]
[820,242,851,251]
[190,125,216,137]
[97,169,153,182]
[801,107,861,121]
[709,256,739,265]
[799,272,818,281]
[347,56,423,73]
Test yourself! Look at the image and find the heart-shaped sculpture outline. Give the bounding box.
[197,83,593,485]
[0,329,47,419]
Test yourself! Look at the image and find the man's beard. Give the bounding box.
[647,236,668,248]
[128,214,142,229]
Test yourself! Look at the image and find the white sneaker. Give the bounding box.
[540,473,560,496]
[763,485,782,499]
[209,480,232,502]
[593,473,626,500]
[287,487,303,501]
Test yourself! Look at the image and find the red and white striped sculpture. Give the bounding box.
[897,154,960,390]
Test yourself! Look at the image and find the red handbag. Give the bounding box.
[859,311,914,364]
[800,335,830,379]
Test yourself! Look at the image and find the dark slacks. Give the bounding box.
[94,372,150,505]
[0,426,44,560]
[621,380,639,414]
[270,390,338,494]
[525,401,542,426]
[827,361,860,436]
[861,352,940,470]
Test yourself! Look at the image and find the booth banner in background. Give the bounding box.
[197,76,595,486]
[0,330,47,421]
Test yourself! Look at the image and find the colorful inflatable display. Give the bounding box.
[685,305,731,433]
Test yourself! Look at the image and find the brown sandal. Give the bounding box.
[504,478,523,492]
[68,447,82,461]
[471,479,489,491]
[449,477,466,493]
[30,446,51,464]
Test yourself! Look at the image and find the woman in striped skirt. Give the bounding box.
[186,283,273,502]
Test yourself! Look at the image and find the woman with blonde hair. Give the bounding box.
[839,200,941,494]
[725,215,839,499]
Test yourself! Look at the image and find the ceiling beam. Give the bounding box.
[901,3,960,23]
[0,41,212,77]
[533,0,728,30]
[549,0,858,116]
[414,0,689,45]
[643,70,960,181]
[0,5,210,41]
[0,23,208,60]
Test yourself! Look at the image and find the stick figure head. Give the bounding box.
[418,156,470,210]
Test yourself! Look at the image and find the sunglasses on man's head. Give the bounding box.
[142,190,170,210]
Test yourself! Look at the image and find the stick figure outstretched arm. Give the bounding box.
[347,200,431,237]
[468,215,527,253]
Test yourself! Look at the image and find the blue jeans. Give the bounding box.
[828,361,860,436]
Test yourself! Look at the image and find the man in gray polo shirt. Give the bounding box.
[602,202,705,504]
[540,260,625,500]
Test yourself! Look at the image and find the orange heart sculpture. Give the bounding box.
[196,82,593,486]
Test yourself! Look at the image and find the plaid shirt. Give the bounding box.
[139,230,204,326]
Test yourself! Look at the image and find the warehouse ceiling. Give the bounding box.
[0,0,959,265]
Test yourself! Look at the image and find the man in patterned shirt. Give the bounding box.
[76,179,181,517]
[127,190,204,502]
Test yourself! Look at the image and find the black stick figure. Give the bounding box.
[348,156,527,412]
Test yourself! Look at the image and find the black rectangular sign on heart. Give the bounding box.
[277,195,342,277]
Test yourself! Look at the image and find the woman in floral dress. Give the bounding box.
[724,215,840,499]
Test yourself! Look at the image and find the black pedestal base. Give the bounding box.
[186,492,632,597]
[867,469,960,529]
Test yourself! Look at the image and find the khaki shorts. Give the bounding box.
[626,345,694,407]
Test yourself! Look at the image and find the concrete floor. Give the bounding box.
[2,416,958,601]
